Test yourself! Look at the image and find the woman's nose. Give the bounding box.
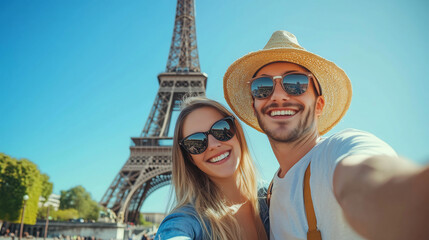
[206,134,221,151]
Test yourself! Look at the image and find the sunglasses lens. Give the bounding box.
[211,118,235,141]
[250,77,274,99]
[181,117,236,155]
[282,74,309,95]
[182,132,207,155]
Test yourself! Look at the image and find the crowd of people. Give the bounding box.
[1,231,98,240]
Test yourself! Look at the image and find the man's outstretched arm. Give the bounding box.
[333,155,429,240]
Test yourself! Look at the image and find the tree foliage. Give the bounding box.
[55,208,79,221]
[37,207,79,221]
[139,213,154,226]
[0,154,26,222]
[40,174,53,201]
[0,153,53,225]
[60,185,101,220]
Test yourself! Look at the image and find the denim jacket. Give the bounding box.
[155,189,270,240]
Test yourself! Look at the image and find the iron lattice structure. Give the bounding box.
[100,0,207,224]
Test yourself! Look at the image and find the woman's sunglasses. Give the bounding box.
[249,72,321,99]
[179,116,236,155]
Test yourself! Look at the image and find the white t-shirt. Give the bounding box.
[270,129,397,240]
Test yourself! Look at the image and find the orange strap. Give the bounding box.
[304,163,322,240]
[267,177,274,207]
[266,164,322,240]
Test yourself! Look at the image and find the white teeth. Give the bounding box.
[209,152,230,163]
[270,110,296,117]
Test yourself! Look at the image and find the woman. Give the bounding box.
[155,97,269,240]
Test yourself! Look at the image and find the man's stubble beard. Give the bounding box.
[256,102,316,143]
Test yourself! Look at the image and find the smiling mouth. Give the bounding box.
[270,109,297,117]
[208,151,230,163]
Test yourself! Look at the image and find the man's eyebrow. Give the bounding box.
[257,70,300,77]
[282,70,300,75]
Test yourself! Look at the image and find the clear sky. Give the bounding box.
[1,0,428,214]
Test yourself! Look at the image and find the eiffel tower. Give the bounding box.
[100,0,207,224]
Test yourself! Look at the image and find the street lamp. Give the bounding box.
[43,202,50,240]
[19,194,29,240]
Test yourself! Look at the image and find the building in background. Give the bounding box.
[38,193,61,210]
[141,213,166,225]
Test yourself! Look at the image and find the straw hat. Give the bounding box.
[223,30,352,135]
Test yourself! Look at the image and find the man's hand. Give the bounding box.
[333,155,429,240]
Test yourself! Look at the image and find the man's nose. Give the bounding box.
[270,78,290,101]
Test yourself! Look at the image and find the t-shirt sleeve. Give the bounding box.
[154,210,203,240]
[316,129,397,189]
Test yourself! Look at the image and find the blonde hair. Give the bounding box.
[171,96,260,240]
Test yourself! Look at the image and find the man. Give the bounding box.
[223,30,429,239]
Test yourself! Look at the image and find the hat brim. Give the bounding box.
[223,47,352,135]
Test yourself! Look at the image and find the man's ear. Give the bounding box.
[315,95,325,117]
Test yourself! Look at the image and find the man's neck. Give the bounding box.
[269,130,320,178]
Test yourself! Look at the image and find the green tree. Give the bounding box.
[0,154,26,222]
[37,205,54,220]
[0,153,52,225]
[60,185,101,220]
[40,173,53,201]
[55,208,79,221]
[139,213,153,226]
[37,206,48,220]
[37,207,80,222]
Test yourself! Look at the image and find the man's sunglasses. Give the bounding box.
[249,72,321,99]
[179,116,236,155]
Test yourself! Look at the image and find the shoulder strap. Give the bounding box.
[266,177,274,207]
[265,164,322,240]
[304,163,322,240]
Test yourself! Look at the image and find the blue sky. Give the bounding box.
[1,0,428,214]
